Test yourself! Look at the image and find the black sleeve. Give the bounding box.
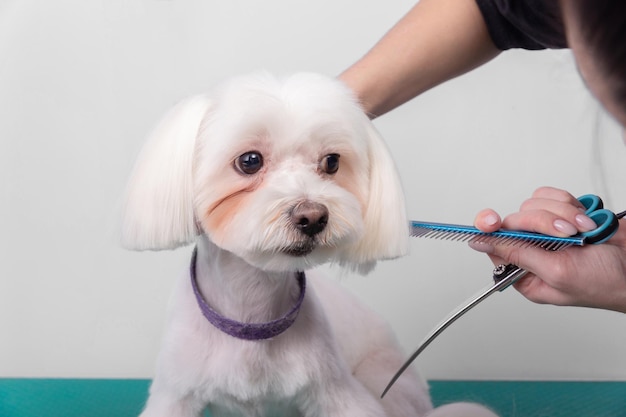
[475,0,567,50]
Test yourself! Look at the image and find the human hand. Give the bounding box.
[471,186,626,313]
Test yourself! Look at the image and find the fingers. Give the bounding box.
[482,244,578,306]
[473,187,597,237]
[469,187,587,297]
[473,208,501,232]
[529,186,581,205]
[524,186,597,232]
[478,249,564,305]
[512,273,574,306]
[468,187,626,311]
[512,198,597,235]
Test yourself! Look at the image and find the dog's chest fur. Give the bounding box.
[159,242,344,416]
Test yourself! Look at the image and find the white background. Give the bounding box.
[1,0,625,380]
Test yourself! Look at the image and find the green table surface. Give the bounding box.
[1,379,625,417]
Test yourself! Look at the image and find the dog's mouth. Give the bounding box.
[282,240,317,257]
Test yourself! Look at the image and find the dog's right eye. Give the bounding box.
[320,153,340,175]
[234,151,263,175]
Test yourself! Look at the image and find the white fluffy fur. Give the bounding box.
[123,95,211,249]
[123,72,497,417]
[122,72,408,271]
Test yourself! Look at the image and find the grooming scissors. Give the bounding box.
[382,194,625,398]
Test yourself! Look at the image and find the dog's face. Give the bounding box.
[193,74,371,271]
[123,73,408,273]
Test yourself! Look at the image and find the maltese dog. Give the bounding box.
[122,72,497,417]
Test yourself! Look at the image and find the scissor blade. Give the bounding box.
[381,275,516,398]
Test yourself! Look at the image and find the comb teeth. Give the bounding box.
[410,221,584,251]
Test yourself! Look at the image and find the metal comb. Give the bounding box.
[410,221,586,251]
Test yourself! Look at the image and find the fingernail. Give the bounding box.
[575,214,597,231]
[484,213,500,226]
[468,241,494,254]
[553,219,578,235]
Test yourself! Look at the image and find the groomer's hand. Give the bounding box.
[471,186,626,313]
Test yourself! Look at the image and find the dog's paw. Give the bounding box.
[426,402,499,417]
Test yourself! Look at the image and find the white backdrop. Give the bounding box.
[1,0,625,380]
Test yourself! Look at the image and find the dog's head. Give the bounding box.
[122,72,408,273]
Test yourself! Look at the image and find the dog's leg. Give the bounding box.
[313,276,432,416]
[426,402,499,417]
[353,348,433,417]
[298,374,389,417]
[138,384,205,417]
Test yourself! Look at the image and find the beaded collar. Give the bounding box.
[189,247,306,340]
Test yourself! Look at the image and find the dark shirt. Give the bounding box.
[476,0,567,50]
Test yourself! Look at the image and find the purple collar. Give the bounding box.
[189,247,306,341]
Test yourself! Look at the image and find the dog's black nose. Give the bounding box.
[291,202,329,237]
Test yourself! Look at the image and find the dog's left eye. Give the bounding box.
[320,153,340,175]
[235,151,263,175]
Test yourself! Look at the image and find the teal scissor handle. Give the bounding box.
[577,194,620,244]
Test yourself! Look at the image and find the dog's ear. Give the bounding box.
[342,118,409,273]
[122,96,212,250]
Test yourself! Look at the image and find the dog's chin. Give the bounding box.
[240,242,334,273]
[281,241,317,257]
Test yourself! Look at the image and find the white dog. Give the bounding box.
[122,72,496,417]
